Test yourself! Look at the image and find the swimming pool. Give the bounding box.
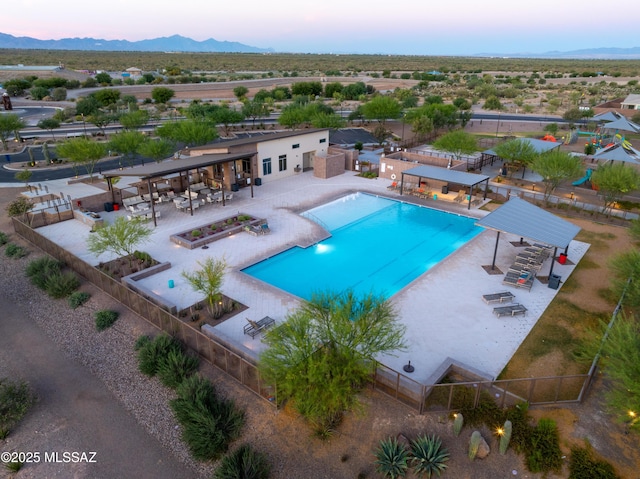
[242,193,482,300]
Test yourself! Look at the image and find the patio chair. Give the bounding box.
[503,271,535,291]
[224,193,233,201]
[482,291,515,304]
[493,303,528,317]
[243,316,276,339]
[454,189,466,203]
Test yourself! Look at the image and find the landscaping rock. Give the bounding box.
[396,433,411,450]
[476,435,491,459]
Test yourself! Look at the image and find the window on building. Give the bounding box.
[262,158,272,175]
[319,138,326,143]
[278,154,287,171]
[292,143,300,149]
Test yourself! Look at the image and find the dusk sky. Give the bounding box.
[5,0,638,55]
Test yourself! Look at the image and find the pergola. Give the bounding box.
[399,165,490,210]
[102,151,255,226]
[476,197,581,277]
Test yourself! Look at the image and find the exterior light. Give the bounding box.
[496,427,504,436]
[629,410,636,418]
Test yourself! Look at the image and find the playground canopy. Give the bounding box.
[600,117,640,134]
[593,111,621,122]
[593,142,640,164]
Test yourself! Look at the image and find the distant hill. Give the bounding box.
[0,32,273,53]
[475,46,640,60]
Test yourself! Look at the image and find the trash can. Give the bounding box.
[231,183,239,192]
[168,279,175,289]
[104,202,114,212]
[548,274,561,290]
[113,203,120,211]
[254,178,262,186]
[558,253,567,265]
[441,185,449,194]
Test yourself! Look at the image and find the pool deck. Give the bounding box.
[8,170,588,385]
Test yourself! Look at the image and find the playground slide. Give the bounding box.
[572,168,592,186]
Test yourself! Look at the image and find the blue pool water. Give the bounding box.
[242,193,482,300]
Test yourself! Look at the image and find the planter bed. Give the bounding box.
[170,213,264,249]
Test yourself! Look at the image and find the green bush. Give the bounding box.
[44,271,80,299]
[134,334,152,351]
[5,243,28,259]
[0,231,8,245]
[68,291,91,309]
[526,418,562,473]
[95,309,119,331]
[4,460,23,472]
[374,437,408,478]
[26,256,62,289]
[156,348,199,389]
[569,444,620,479]
[215,444,271,479]
[0,378,35,436]
[137,334,183,377]
[171,375,245,461]
[410,434,449,477]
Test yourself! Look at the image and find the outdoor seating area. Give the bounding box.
[502,243,553,290]
[243,316,276,339]
[244,222,271,236]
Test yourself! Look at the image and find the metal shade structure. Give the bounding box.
[399,165,490,209]
[476,197,581,276]
[592,143,640,164]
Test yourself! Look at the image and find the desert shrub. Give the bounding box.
[4,460,23,472]
[25,256,62,289]
[410,434,449,477]
[95,309,119,331]
[171,375,245,461]
[4,243,28,259]
[134,334,152,351]
[374,437,408,478]
[0,231,8,245]
[44,271,80,298]
[526,418,562,474]
[214,444,271,479]
[0,378,35,437]
[156,348,200,389]
[568,444,619,479]
[132,250,152,263]
[68,291,91,309]
[137,334,183,377]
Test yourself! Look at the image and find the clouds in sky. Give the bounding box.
[4,0,638,55]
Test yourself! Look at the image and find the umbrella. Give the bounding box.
[593,143,640,164]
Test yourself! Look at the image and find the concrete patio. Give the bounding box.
[10,168,588,385]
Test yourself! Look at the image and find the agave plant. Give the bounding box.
[410,434,450,477]
[374,437,409,479]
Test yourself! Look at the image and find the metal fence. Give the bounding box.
[12,216,623,415]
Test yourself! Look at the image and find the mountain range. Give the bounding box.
[0,32,639,58]
[0,33,273,53]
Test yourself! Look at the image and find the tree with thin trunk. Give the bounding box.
[591,162,640,215]
[0,113,26,151]
[15,169,32,186]
[108,130,145,167]
[361,95,402,127]
[259,289,406,435]
[138,138,175,163]
[531,150,583,202]
[56,137,107,182]
[37,118,61,140]
[493,138,538,178]
[433,130,478,164]
[181,257,227,316]
[156,119,218,147]
[87,216,152,266]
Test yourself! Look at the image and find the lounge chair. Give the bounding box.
[482,291,515,304]
[493,304,528,317]
[243,316,276,339]
[471,195,483,206]
[508,263,539,275]
[387,181,398,190]
[503,271,535,291]
[454,189,466,203]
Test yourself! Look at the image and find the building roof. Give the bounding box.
[401,165,490,187]
[328,128,378,146]
[621,93,640,106]
[189,128,328,151]
[102,152,253,180]
[476,197,581,249]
